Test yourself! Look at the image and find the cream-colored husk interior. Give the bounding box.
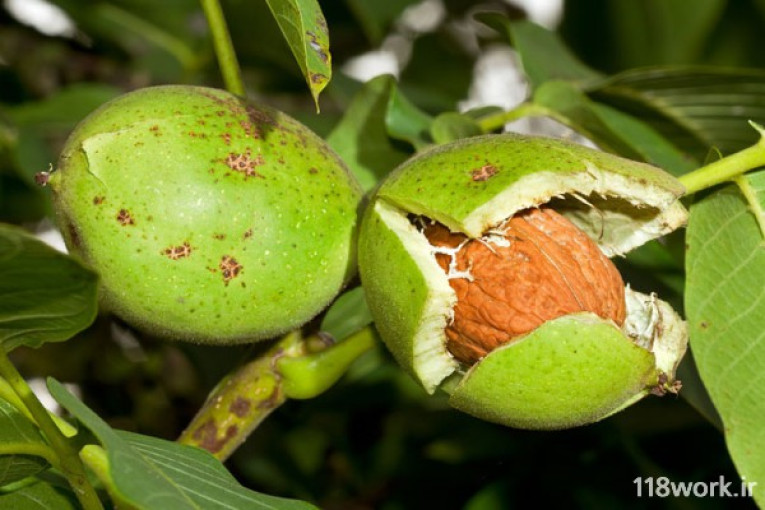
[374,201,458,392]
[462,166,687,257]
[624,288,688,379]
[376,170,688,392]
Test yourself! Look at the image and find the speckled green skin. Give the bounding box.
[358,133,687,429]
[377,133,684,236]
[449,315,657,430]
[50,86,362,343]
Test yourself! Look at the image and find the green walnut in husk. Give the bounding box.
[47,85,362,343]
[358,133,688,430]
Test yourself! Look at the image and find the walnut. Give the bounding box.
[423,207,626,364]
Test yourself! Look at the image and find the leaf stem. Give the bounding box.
[0,350,103,510]
[278,327,376,399]
[0,376,78,437]
[680,124,765,195]
[0,443,58,466]
[200,0,245,96]
[177,332,300,461]
[476,102,550,133]
[178,328,374,461]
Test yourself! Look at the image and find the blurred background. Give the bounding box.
[2,1,764,508]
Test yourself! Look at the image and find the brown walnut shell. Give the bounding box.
[423,207,627,364]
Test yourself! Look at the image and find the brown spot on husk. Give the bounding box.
[117,209,135,226]
[66,222,81,249]
[246,105,275,126]
[219,256,242,285]
[162,242,192,260]
[471,164,498,182]
[225,149,264,178]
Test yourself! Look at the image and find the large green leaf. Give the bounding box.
[0,224,98,351]
[477,15,601,91]
[685,172,765,506]
[327,75,410,191]
[561,0,725,70]
[0,479,78,509]
[48,378,317,510]
[49,0,200,73]
[4,84,120,132]
[265,0,332,109]
[591,68,765,160]
[0,399,50,487]
[533,81,696,174]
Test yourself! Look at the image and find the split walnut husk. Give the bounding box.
[358,133,688,430]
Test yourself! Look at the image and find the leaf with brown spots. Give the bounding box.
[264,0,332,110]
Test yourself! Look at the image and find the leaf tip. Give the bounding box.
[748,119,765,139]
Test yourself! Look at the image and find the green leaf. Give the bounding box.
[8,89,116,189]
[477,15,601,90]
[47,379,317,510]
[461,105,505,120]
[264,0,332,109]
[2,84,119,189]
[399,31,474,112]
[49,0,200,73]
[0,399,51,486]
[385,86,433,150]
[4,84,120,131]
[533,81,696,174]
[327,75,410,192]
[429,112,482,145]
[0,478,78,509]
[560,0,725,70]
[320,287,372,341]
[344,0,417,45]
[0,175,47,224]
[685,172,765,507]
[0,224,98,351]
[591,67,765,159]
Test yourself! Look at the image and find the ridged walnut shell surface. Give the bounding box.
[424,207,626,364]
[50,86,362,343]
[358,133,688,429]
